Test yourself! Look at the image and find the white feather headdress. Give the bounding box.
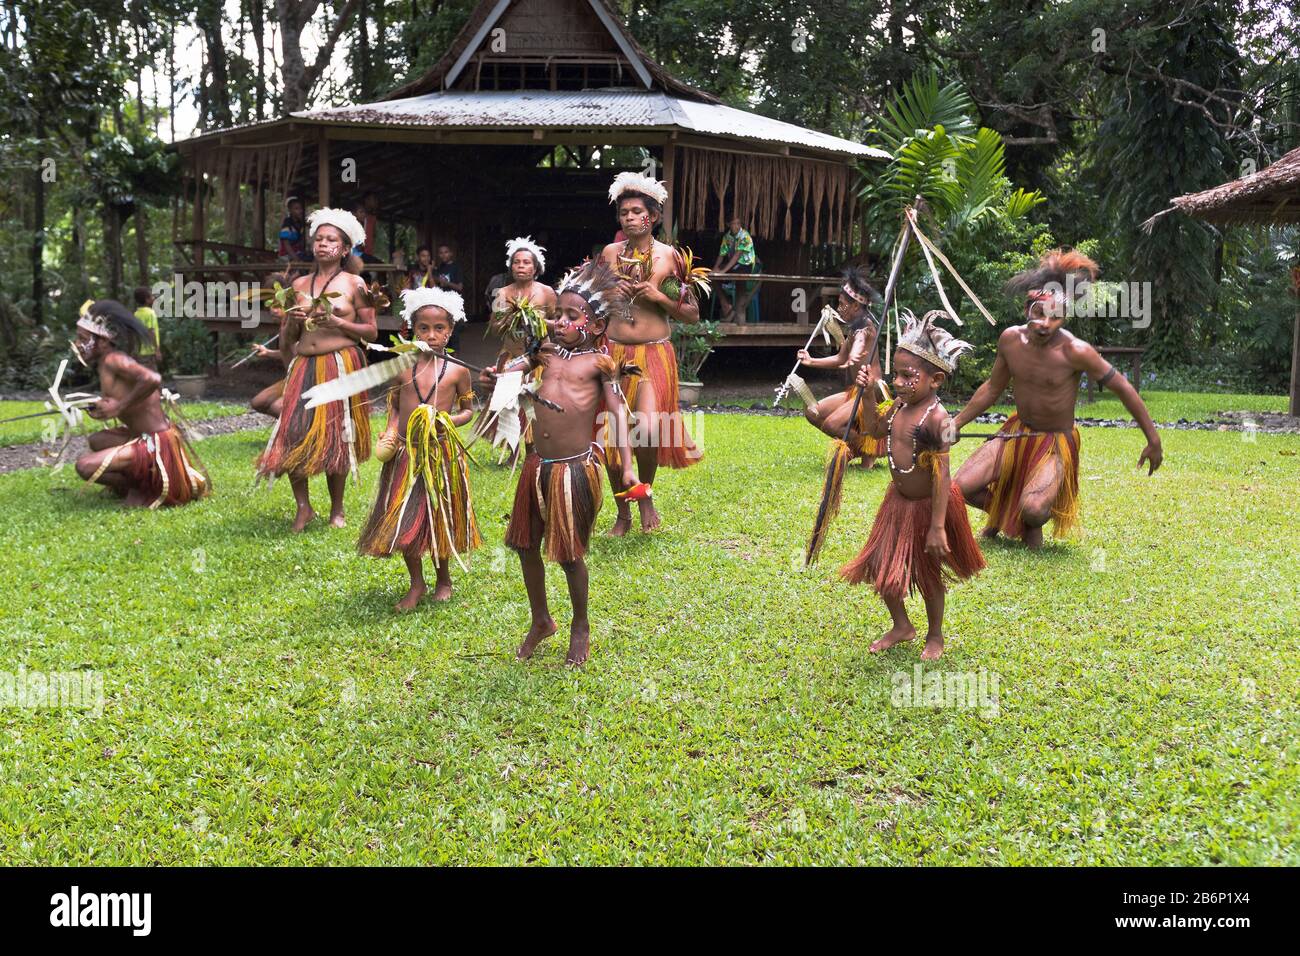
[505,236,546,274]
[307,207,367,248]
[608,170,668,206]
[897,310,974,375]
[556,259,629,326]
[400,287,466,328]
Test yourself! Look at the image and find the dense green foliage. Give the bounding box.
[1,0,1296,391]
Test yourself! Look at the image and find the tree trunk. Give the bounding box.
[252,0,266,120]
[197,1,233,128]
[135,206,150,287]
[31,114,45,324]
[103,206,123,302]
[276,0,361,114]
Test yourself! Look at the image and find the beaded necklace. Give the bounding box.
[886,396,940,475]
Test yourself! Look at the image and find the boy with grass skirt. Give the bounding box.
[843,311,986,661]
[484,260,635,667]
[73,299,211,508]
[797,265,888,467]
[358,288,482,611]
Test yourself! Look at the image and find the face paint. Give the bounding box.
[69,339,89,367]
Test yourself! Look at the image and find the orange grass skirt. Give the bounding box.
[841,482,985,600]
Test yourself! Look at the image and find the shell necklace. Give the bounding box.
[886,397,940,475]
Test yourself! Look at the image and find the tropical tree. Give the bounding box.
[857,72,1044,258]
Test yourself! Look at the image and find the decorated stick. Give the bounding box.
[228,333,280,370]
[772,306,838,408]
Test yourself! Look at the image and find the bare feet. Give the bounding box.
[566,621,590,667]
[123,490,150,508]
[395,582,427,612]
[292,505,316,532]
[858,456,878,470]
[638,498,661,533]
[981,527,999,540]
[431,580,453,601]
[329,510,346,529]
[1023,525,1044,550]
[869,623,916,654]
[921,632,945,660]
[607,513,633,537]
[516,618,558,660]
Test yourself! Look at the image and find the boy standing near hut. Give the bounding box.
[358,288,481,610]
[486,260,635,667]
[951,250,1163,548]
[256,208,376,531]
[600,171,701,534]
[842,312,985,661]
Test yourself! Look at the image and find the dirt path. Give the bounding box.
[0,412,272,476]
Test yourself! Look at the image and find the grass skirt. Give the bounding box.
[506,448,604,563]
[605,339,701,469]
[841,482,985,600]
[256,345,371,480]
[86,423,211,508]
[357,407,481,562]
[983,413,1081,538]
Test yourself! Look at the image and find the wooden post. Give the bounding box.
[317,133,330,207]
[253,185,266,250]
[193,173,205,265]
[662,141,676,241]
[1290,303,1299,417]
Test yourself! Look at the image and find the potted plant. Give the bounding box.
[164,317,213,399]
[671,319,723,406]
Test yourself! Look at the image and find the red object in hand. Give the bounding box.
[615,482,653,501]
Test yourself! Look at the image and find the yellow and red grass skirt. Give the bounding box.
[506,447,604,563]
[841,481,985,600]
[605,338,701,469]
[256,345,371,480]
[358,406,481,563]
[90,423,211,508]
[983,413,1081,539]
[844,384,887,459]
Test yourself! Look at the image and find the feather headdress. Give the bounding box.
[76,299,150,356]
[556,259,630,326]
[608,170,668,207]
[1005,249,1099,310]
[307,207,367,248]
[400,287,466,330]
[505,236,547,274]
[897,310,973,375]
[840,265,879,307]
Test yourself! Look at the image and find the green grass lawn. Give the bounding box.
[1,410,1296,864]
[0,399,247,447]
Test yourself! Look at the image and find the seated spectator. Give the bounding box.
[713,216,759,320]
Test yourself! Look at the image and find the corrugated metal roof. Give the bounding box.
[293,90,889,160]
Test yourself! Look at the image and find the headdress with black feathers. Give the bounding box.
[77,299,150,357]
